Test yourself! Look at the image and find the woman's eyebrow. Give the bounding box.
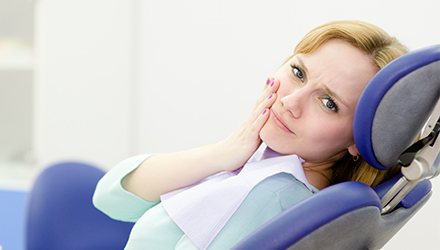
[295,56,309,78]
[296,55,349,110]
[322,84,349,109]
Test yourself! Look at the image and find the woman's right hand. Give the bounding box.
[215,78,280,171]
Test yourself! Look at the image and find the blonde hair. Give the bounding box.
[293,20,408,186]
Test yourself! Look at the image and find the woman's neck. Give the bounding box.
[302,161,334,190]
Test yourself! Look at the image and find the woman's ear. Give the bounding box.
[348,144,360,157]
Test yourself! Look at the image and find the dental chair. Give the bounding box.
[26,162,134,250]
[233,44,440,250]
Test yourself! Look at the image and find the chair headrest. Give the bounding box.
[354,45,440,170]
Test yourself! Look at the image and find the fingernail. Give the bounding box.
[267,93,273,99]
[266,78,271,85]
[262,109,268,115]
[270,79,275,87]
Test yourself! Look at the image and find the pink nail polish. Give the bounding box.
[266,78,271,85]
[268,93,273,99]
[262,109,267,115]
[270,80,275,87]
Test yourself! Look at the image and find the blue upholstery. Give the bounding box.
[355,45,440,170]
[26,162,134,250]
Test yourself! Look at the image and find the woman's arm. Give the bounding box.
[93,154,159,222]
[123,79,280,202]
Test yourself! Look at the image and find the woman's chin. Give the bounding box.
[260,127,291,155]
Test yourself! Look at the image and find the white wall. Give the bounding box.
[33,0,440,249]
[34,0,137,168]
[136,0,440,152]
[136,1,440,249]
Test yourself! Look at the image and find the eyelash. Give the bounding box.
[290,63,339,113]
[290,64,305,82]
[321,95,339,112]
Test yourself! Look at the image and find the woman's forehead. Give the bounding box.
[300,40,375,71]
[291,40,378,109]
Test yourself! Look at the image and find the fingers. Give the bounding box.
[249,106,270,137]
[257,77,279,105]
[225,77,280,157]
[255,91,276,118]
[239,77,280,136]
[253,78,279,119]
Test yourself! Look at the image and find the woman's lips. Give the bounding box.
[271,109,295,134]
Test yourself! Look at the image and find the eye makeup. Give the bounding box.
[321,95,339,112]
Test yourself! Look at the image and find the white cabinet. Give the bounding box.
[0,0,35,164]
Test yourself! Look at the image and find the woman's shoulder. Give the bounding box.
[252,173,316,209]
[207,172,317,249]
[256,172,316,193]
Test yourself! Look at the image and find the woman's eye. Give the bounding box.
[291,65,305,81]
[321,96,339,112]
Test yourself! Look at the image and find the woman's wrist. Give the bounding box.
[210,138,256,172]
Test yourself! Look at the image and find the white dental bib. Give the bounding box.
[160,144,312,249]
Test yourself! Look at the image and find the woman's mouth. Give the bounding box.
[270,110,295,134]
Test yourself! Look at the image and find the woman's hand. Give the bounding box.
[215,78,280,171]
[119,78,280,201]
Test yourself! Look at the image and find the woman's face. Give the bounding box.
[260,39,379,164]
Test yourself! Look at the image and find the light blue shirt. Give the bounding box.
[93,154,318,249]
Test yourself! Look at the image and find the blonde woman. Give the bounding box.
[94,20,407,249]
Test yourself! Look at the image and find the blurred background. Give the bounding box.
[0,0,439,249]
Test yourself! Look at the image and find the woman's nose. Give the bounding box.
[280,90,304,119]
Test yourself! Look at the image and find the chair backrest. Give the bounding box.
[26,161,134,250]
[232,178,432,250]
[233,44,440,250]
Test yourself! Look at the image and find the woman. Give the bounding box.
[93,20,407,249]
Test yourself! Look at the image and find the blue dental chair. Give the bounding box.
[26,162,134,250]
[233,44,440,250]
